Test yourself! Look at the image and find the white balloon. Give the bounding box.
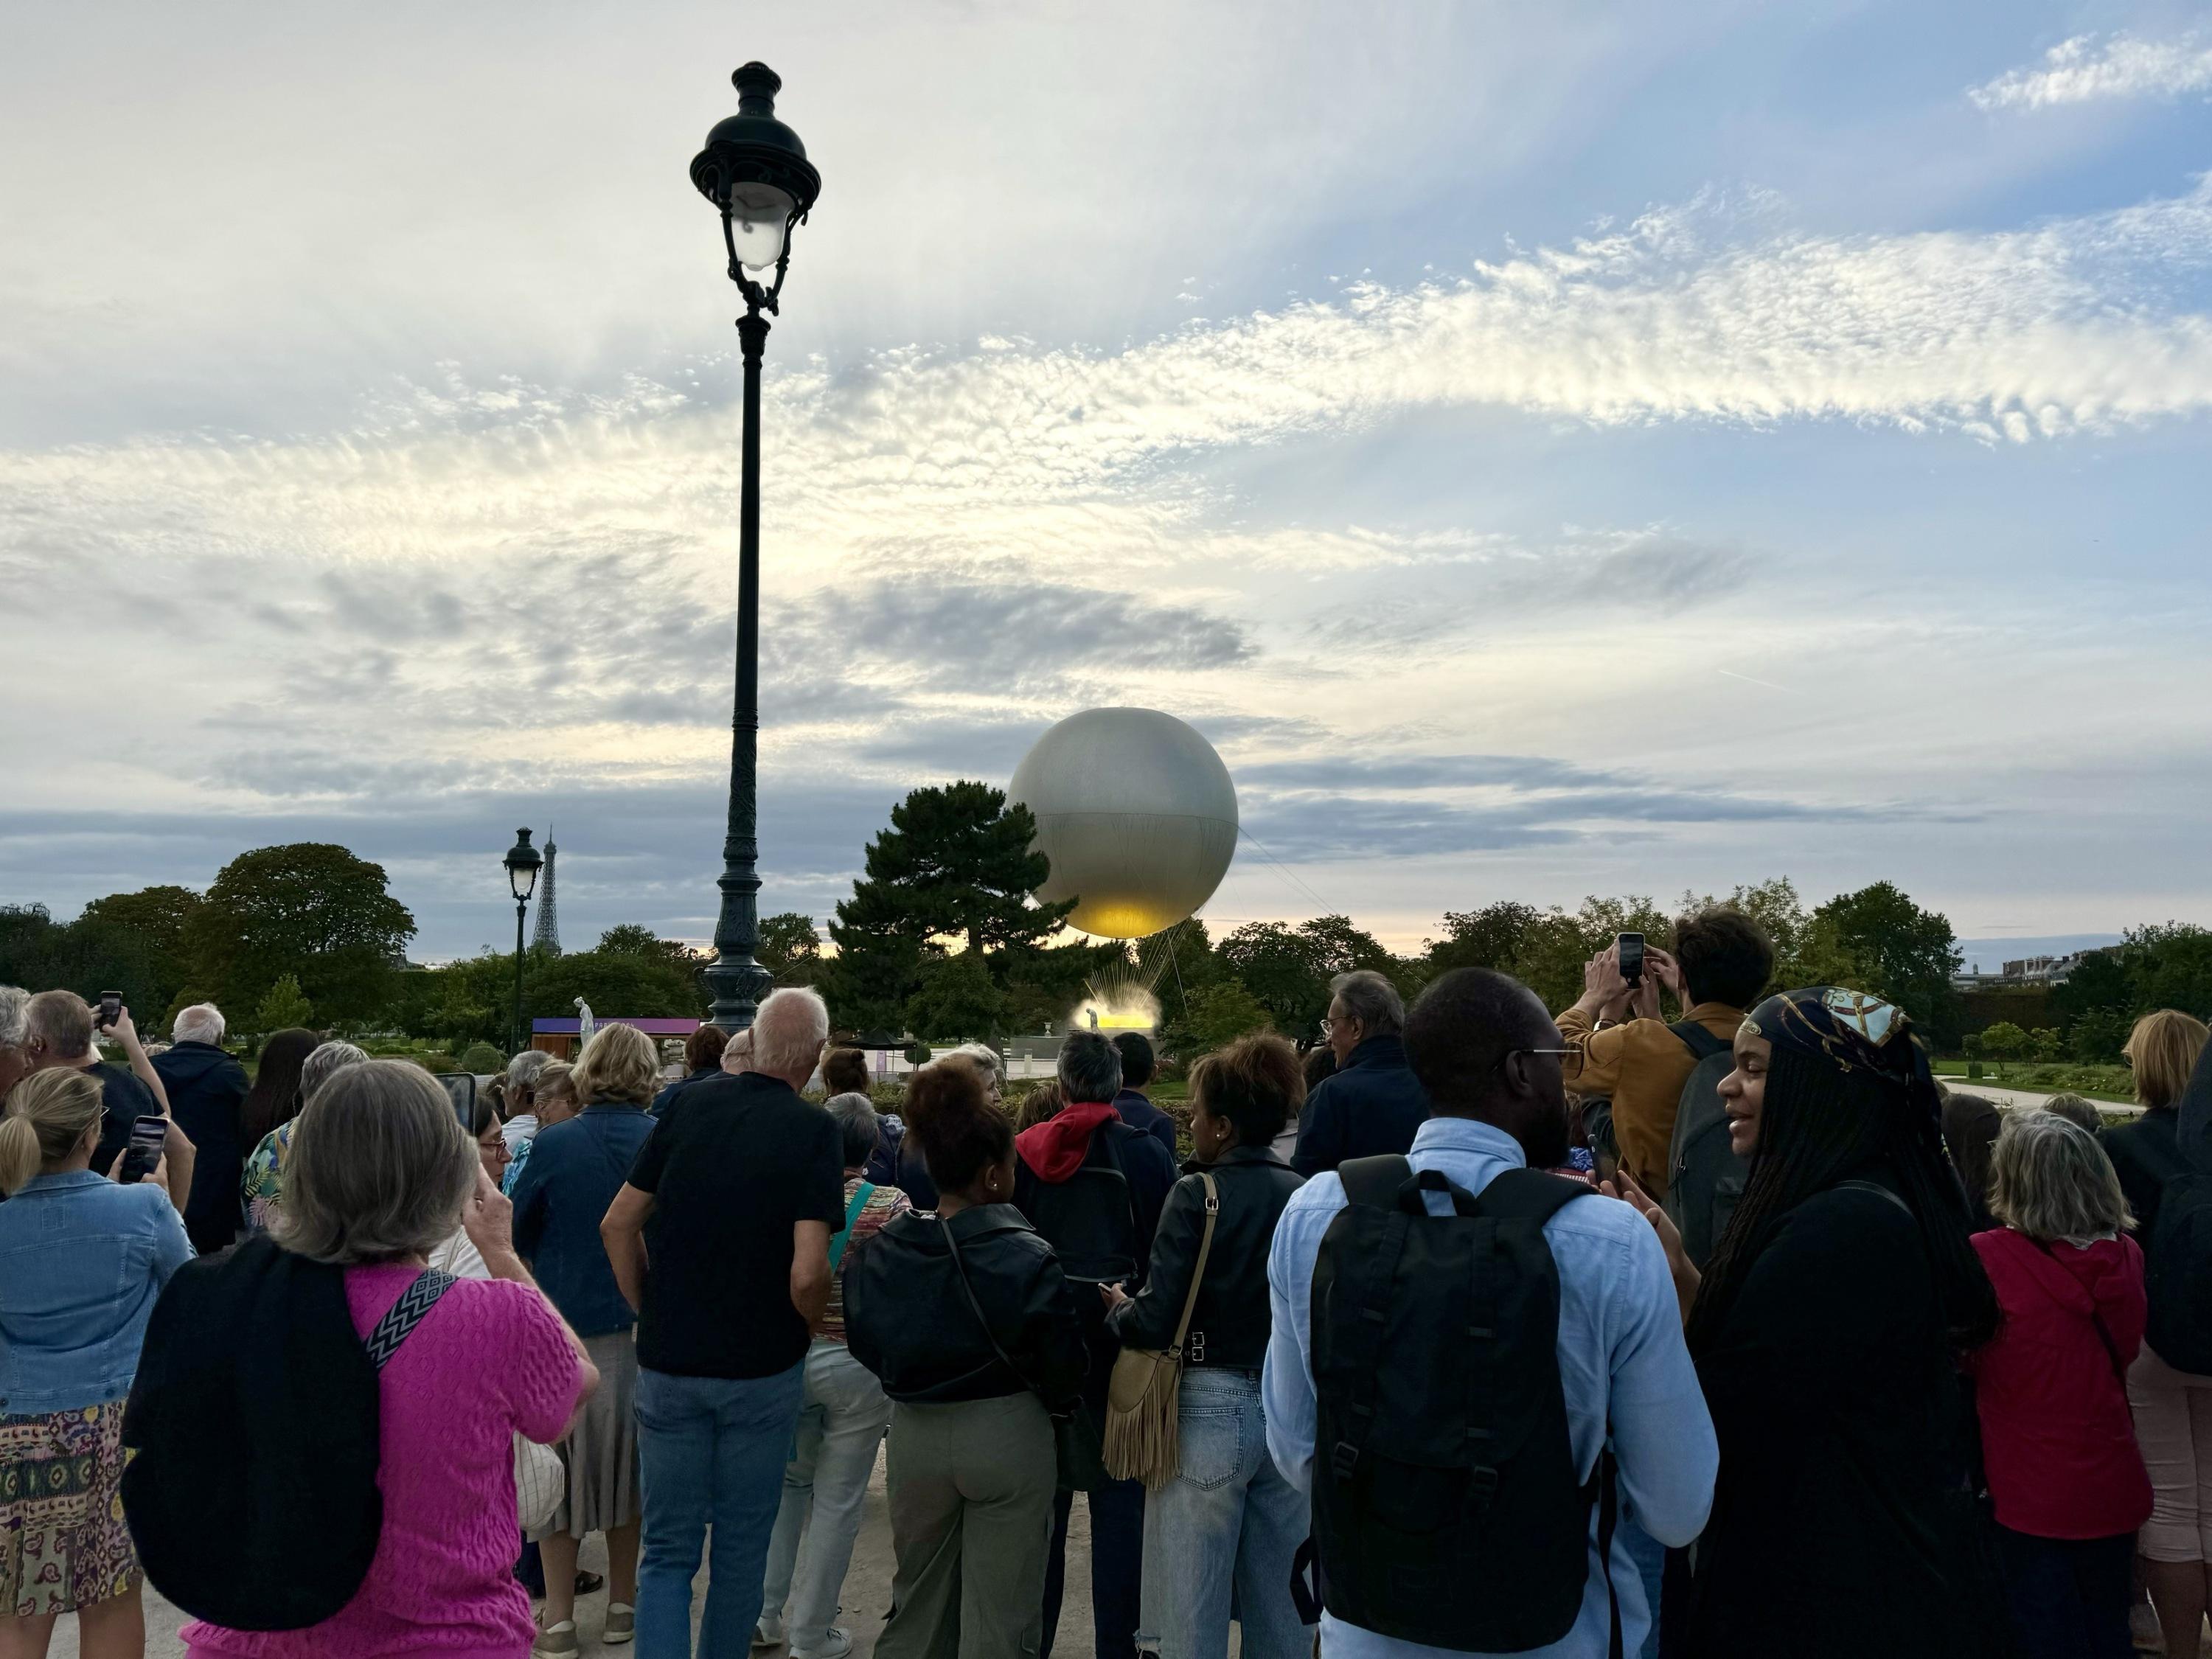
[1007,708,1239,940]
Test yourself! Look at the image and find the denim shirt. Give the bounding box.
[0,1170,195,1415]
[509,1105,655,1338]
[1264,1116,1718,1659]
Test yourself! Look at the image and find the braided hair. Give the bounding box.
[1687,1038,1998,1357]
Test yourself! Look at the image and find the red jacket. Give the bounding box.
[1969,1228,2152,1539]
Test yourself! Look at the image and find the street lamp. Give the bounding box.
[503,828,543,1056]
[690,61,821,1032]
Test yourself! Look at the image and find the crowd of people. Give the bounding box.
[1,916,2211,1659]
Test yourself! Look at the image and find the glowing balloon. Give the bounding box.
[1007,708,1239,940]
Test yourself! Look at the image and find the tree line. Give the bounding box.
[5,790,2206,1062]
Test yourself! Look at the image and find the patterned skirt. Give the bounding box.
[0,1400,141,1617]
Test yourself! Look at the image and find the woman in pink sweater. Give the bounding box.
[1969,1108,2150,1659]
[182,1060,597,1659]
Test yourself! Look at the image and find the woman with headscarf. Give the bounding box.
[1607,987,2002,1659]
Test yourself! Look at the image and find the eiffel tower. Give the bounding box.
[530,835,563,957]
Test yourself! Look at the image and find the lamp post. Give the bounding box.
[689,62,821,1032]
[503,828,543,1057]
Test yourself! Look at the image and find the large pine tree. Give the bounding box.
[824,782,1073,1033]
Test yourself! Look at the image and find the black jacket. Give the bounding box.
[1105,1145,1303,1370]
[1292,1035,1430,1177]
[152,1041,250,1253]
[1688,1166,1999,1658]
[844,1203,1087,1410]
[123,1236,383,1629]
[2103,1107,2181,1241]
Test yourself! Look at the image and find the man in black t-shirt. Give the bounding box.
[602,987,843,1654]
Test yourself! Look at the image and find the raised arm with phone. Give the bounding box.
[1552,911,1776,1202]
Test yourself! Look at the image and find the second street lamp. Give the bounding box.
[503,828,543,1056]
[690,61,821,1032]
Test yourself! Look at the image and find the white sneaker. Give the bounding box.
[792,1632,852,1659]
[754,1612,786,1649]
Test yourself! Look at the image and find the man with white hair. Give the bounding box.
[0,985,31,1101]
[153,1003,252,1251]
[600,989,846,1655]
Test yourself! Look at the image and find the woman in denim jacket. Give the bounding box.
[0,1067,194,1656]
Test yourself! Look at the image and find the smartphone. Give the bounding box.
[97,991,122,1030]
[119,1113,167,1183]
[1616,933,1646,985]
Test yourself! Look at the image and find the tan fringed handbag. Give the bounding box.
[1102,1172,1220,1489]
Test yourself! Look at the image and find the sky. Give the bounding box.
[2,0,2209,963]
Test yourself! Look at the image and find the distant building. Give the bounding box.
[1952,950,2104,992]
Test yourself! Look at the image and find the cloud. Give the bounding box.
[9,170,2212,950]
[1969,32,2212,111]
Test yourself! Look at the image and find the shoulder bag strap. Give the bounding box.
[940,1217,1045,1398]
[828,1180,875,1276]
[364,1269,456,1371]
[2033,1238,2129,1385]
[1166,1173,1220,1357]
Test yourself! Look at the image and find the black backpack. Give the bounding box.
[122,1238,452,1630]
[1312,1155,1616,1654]
[1660,1020,1744,1273]
[1023,1122,1141,1285]
[2134,1116,2212,1375]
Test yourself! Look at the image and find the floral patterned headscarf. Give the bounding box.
[1746,986,1944,1147]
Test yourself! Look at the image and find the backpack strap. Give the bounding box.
[1329,1157,1419,1485]
[1338,1154,1413,1211]
[1668,1019,1730,1063]
[1474,1166,1599,1228]
[364,1269,455,1371]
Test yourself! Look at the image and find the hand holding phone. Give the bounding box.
[118,1113,169,1184]
[97,991,122,1031]
[1615,933,1646,986]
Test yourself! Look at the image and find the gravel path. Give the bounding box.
[53,1446,1102,1658]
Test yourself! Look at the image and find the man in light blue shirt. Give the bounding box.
[1266,967,1717,1659]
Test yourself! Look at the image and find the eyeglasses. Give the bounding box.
[1493,1046,1584,1082]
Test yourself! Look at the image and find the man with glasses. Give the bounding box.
[1264,967,1717,1659]
[1291,970,1429,1177]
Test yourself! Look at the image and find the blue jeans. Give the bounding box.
[760,1340,893,1651]
[636,1362,807,1658]
[1616,1511,1664,1659]
[1135,1369,1307,1659]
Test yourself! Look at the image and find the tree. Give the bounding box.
[905,951,1005,1040]
[78,886,204,1013]
[2030,1026,2064,1064]
[1980,1021,2028,1074]
[0,902,170,1018]
[1807,882,1962,1047]
[1158,980,1273,1060]
[252,973,315,1034]
[189,844,416,1022]
[524,950,702,1024]
[2053,947,2135,1062]
[826,782,1074,1031]
[1217,915,1398,1037]
[759,913,824,987]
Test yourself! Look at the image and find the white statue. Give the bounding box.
[574,998,596,1050]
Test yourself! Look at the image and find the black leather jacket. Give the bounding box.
[844,1202,1087,1410]
[1104,1145,1303,1370]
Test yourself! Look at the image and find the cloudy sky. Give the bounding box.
[4,0,2208,962]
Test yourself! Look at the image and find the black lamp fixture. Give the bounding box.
[502,828,543,1055]
[689,63,821,1033]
